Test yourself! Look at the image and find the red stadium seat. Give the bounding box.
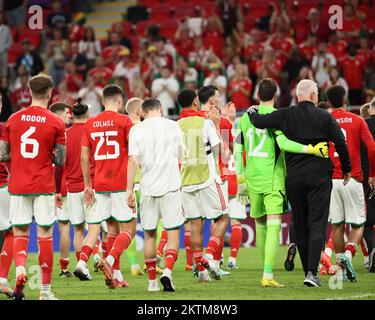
[18,26,41,49]
[173,3,195,18]
[149,4,172,22]
[134,20,151,36]
[7,42,23,65]
[140,0,161,7]
[159,20,178,39]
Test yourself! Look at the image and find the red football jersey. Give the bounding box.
[340,55,365,89]
[1,106,66,195]
[81,111,133,193]
[0,124,9,187]
[329,109,375,181]
[219,116,233,181]
[66,123,95,193]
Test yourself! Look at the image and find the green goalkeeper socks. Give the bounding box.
[256,221,267,266]
[126,238,138,266]
[263,219,281,279]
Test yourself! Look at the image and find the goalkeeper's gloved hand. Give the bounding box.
[246,105,259,115]
[236,175,249,205]
[306,142,329,158]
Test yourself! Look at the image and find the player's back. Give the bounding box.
[82,110,133,192]
[3,106,65,194]
[239,106,285,193]
[0,124,8,187]
[330,108,370,180]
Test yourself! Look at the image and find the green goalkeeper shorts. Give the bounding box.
[248,190,288,219]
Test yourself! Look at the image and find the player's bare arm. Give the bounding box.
[0,140,11,162]
[126,155,139,210]
[52,144,66,166]
[81,145,94,205]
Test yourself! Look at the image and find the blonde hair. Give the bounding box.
[360,103,370,119]
[125,97,142,115]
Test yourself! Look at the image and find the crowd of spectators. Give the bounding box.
[0,0,374,120]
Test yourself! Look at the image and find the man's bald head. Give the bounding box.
[296,79,319,105]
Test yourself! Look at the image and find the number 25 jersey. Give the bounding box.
[81,110,133,193]
[1,106,66,195]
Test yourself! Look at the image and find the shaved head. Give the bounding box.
[296,79,319,105]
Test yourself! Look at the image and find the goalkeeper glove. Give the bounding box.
[306,142,329,158]
[236,176,249,205]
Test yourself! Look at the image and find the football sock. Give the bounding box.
[324,231,334,258]
[38,236,53,286]
[75,251,81,261]
[113,269,123,281]
[101,241,108,258]
[59,258,70,271]
[145,258,157,280]
[263,219,281,280]
[213,239,224,262]
[193,250,205,271]
[126,237,138,266]
[255,221,266,266]
[14,235,29,270]
[206,236,221,256]
[157,229,167,256]
[184,230,193,265]
[92,238,100,256]
[79,245,93,263]
[230,224,242,259]
[107,231,132,266]
[106,233,118,253]
[344,242,357,260]
[165,249,178,270]
[0,230,14,279]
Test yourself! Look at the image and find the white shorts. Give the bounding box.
[140,190,185,231]
[10,195,56,227]
[329,179,366,226]
[56,196,69,223]
[222,180,229,214]
[96,191,136,223]
[182,182,227,220]
[67,191,98,225]
[228,197,247,220]
[0,186,11,231]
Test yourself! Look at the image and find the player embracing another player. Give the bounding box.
[81,84,136,289]
[0,74,66,300]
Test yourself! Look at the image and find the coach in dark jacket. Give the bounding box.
[248,79,351,286]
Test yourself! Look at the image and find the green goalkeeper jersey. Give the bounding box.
[235,105,307,194]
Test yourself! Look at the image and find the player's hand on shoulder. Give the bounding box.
[246,105,259,114]
[307,142,329,158]
[83,186,95,205]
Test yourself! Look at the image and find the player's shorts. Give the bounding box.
[329,178,366,226]
[67,191,98,225]
[10,194,56,227]
[248,190,287,219]
[228,197,247,220]
[182,181,227,221]
[140,189,185,231]
[56,196,69,223]
[96,191,137,223]
[0,186,11,231]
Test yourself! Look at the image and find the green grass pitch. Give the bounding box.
[1,247,374,300]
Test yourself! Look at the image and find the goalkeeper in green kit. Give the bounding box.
[234,78,329,288]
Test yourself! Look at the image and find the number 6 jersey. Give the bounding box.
[81,110,133,193]
[1,106,66,195]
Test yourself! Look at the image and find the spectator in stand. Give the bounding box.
[78,76,103,117]
[226,55,244,80]
[256,46,282,84]
[305,8,329,42]
[10,73,31,111]
[151,36,175,69]
[233,21,251,54]
[79,26,102,68]
[227,64,252,111]
[222,35,238,67]
[174,20,194,59]
[70,42,89,77]
[268,18,294,66]
[202,15,224,58]
[289,66,315,106]
[68,13,86,43]
[128,76,149,100]
[243,28,265,80]
[203,63,227,105]
[15,39,44,77]
[357,36,374,72]
[111,21,132,51]
[176,56,198,89]
[88,56,113,88]
[113,47,140,93]
[3,0,25,29]
[51,81,75,105]
[102,31,128,69]
[151,66,179,117]
[327,31,348,61]
[64,62,84,97]
[141,45,170,88]
[321,66,349,96]
[0,77,12,122]
[311,42,336,88]
[0,11,12,78]
[46,0,72,38]
[218,0,241,36]
[188,37,210,71]
[269,1,292,35]
[46,28,70,87]
[299,34,318,63]
[339,43,365,105]
[283,48,309,84]
[337,3,361,41]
